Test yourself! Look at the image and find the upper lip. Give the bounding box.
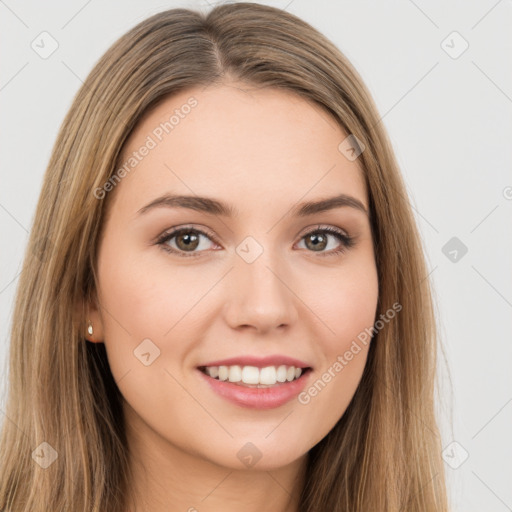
[197,355,313,369]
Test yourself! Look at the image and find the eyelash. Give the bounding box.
[155,224,355,259]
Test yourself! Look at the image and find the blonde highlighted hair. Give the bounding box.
[0,3,450,510]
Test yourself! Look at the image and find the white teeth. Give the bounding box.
[207,366,219,379]
[259,366,276,385]
[228,365,242,382]
[241,366,260,384]
[218,366,229,381]
[203,364,305,385]
[276,365,288,382]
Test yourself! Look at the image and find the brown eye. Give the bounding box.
[174,230,200,251]
[157,227,218,257]
[156,225,355,259]
[297,226,355,256]
[304,232,328,251]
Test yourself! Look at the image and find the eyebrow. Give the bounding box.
[137,193,368,218]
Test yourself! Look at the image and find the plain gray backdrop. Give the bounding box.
[1,1,511,510]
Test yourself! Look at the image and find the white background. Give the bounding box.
[1,1,511,510]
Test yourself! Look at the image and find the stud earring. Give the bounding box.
[87,321,93,336]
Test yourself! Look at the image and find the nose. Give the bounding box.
[223,250,299,333]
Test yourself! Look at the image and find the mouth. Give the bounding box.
[197,364,313,388]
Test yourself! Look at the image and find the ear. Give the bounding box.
[77,292,105,344]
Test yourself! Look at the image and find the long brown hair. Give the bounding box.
[0,3,450,510]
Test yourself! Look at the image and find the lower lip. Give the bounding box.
[196,368,312,410]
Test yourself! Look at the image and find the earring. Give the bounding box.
[87,320,93,336]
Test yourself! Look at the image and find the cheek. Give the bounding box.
[324,261,378,378]
[301,254,379,350]
[97,241,200,341]
[94,237,174,382]
[294,258,378,442]
[95,247,204,420]
[96,241,220,394]
[329,277,378,345]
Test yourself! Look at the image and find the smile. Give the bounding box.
[198,364,310,387]
[196,365,313,409]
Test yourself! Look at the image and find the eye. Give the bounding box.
[156,226,219,258]
[156,224,355,258]
[296,225,355,256]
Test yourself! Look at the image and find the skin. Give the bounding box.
[86,82,379,512]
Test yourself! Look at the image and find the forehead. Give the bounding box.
[113,83,367,216]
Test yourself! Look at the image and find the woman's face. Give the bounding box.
[90,83,378,471]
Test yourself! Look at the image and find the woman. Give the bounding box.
[0,3,450,511]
